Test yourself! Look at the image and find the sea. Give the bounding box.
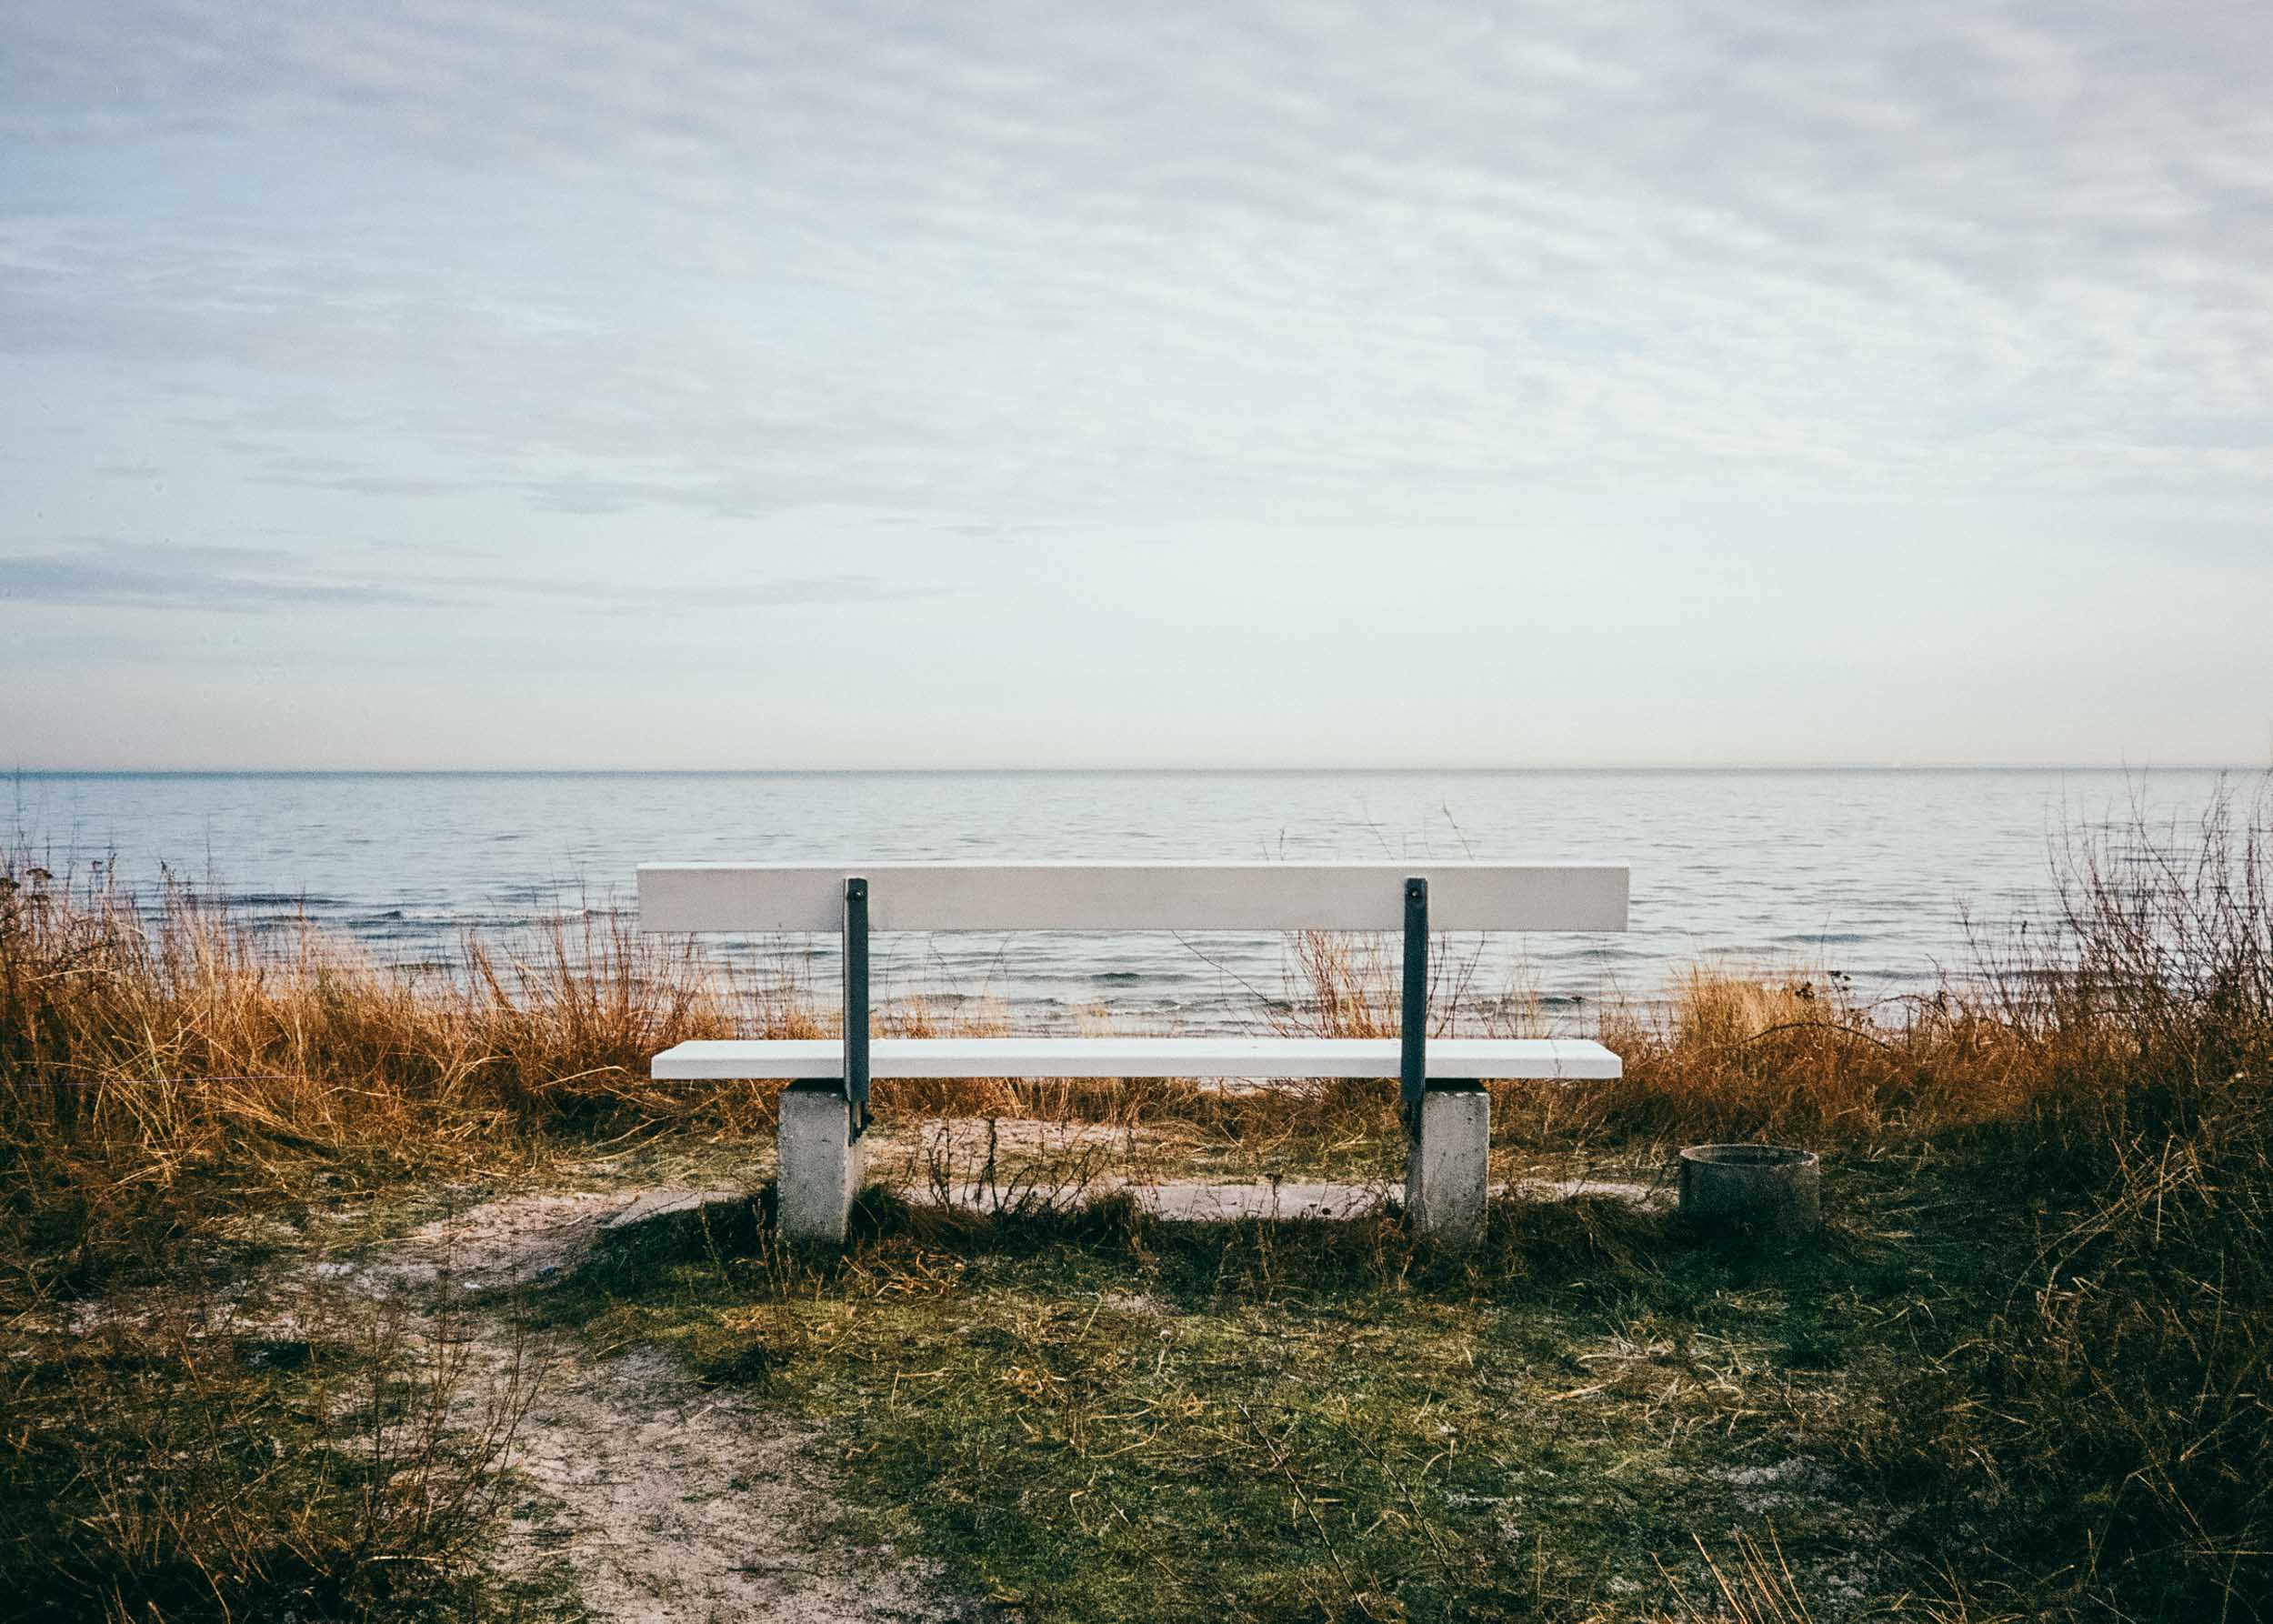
[6,769,2247,1030]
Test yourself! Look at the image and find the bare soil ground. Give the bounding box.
[363,1185,991,1624]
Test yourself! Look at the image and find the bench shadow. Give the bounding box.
[574,1178,1739,1298]
[565,1170,1888,1329]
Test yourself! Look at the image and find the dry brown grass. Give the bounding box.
[7,1278,534,1624]
[0,870,791,1298]
[1658,1527,1817,1624]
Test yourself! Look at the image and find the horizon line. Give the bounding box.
[8,762,2265,777]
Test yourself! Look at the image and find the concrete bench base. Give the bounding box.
[1406,1080,1490,1245]
[776,1079,866,1245]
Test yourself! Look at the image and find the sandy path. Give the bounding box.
[374,1191,985,1624]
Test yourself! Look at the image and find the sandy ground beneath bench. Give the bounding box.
[372,1190,987,1624]
[896,1175,1670,1218]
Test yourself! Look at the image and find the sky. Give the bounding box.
[3,0,2270,770]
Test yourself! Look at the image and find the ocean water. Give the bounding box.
[6,769,2242,1029]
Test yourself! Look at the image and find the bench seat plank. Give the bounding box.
[651,1036,1621,1081]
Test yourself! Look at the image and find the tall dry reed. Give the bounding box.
[1,863,797,1298]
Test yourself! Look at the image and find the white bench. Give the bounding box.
[640,861,1629,1244]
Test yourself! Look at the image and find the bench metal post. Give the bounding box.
[844,875,870,1138]
[1400,875,1427,1138]
[1397,874,1488,1242]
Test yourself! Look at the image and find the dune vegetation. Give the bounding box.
[2,784,2268,1621]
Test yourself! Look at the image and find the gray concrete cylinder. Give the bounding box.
[1678,1144,1820,1238]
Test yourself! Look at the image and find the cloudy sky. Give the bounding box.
[4,0,2269,769]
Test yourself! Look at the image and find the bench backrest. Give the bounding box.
[638,862,1628,934]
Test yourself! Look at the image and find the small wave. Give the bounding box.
[1539,944,1655,962]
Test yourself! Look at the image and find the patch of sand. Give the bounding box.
[896,1175,1665,1220]
[370,1190,636,1288]
[357,1188,986,1624]
[504,1339,979,1624]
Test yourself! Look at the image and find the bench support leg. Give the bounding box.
[1406,1079,1487,1247]
[777,1078,865,1246]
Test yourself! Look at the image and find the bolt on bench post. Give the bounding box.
[1401,875,1487,1246]
[776,876,869,1245]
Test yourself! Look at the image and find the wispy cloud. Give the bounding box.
[0,544,449,611]
[0,542,954,613]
